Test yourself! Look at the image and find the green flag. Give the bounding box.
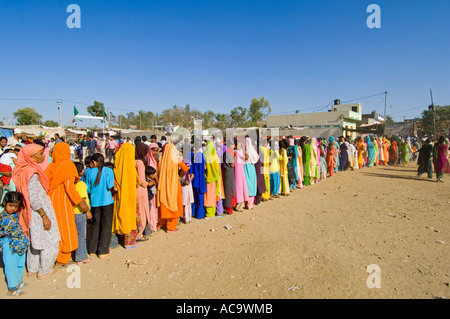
[103,109,107,118]
[74,106,79,116]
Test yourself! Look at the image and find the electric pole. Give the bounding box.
[57,99,62,127]
[429,89,436,142]
[383,91,388,135]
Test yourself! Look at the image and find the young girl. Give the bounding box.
[84,153,115,259]
[145,166,158,228]
[0,192,28,296]
[179,163,194,224]
[73,162,92,265]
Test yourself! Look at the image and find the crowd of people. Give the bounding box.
[0,128,448,296]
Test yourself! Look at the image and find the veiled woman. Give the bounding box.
[12,144,60,278]
[113,142,139,249]
[190,140,207,219]
[144,142,160,233]
[45,142,89,266]
[244,136,259,208]
[157,143,189,232]
[204,141,221,218]
[222,139,236,214]
[135,142,150,240]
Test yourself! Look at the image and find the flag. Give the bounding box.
[103,109,107,118]
[74,106,79,116]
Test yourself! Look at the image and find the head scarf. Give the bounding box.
[145,142,159,170]
[245,137,259,164]
[135,142,149,167]
[113,142,138,235]
[157,143,180,212]
[204,141,220,184]
[45,142,79,192]
[11,143,49,235]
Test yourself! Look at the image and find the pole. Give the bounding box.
[57,99,62,127]
[430,89,436,142]
[383,91,387,135]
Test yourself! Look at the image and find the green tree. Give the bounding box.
[248,97,271,126]
[43,120,59,127]
[202,110,216,128]
[87,101,106,118]
[419,105,450,137]
[230,106,249,127]
[13,107,42,125]
[385,115,395,124]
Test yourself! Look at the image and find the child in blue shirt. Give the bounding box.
[84,153,115,259]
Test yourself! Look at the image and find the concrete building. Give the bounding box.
[266,101,362,139]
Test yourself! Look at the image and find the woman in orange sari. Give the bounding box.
[45,142,89,266]
[357,137,366,169]
[156,143,189,233]
[382,137,390,165]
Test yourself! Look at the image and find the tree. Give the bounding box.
[13,107,42,125]
[43,120,59,127]
[87,101,106,118]
[419,105,450,137]
[385,115,395,124]
[248,97,271,126]
[202,110,216,128]
[230,106,249,127]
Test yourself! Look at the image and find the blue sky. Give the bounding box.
[1,0,449,126]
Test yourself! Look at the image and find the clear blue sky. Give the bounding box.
[1,0,449,126]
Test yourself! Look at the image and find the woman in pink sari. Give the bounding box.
[433,136,449,183]
[135,143,150,241]
[145,143,159,233]
[234,138,249,212]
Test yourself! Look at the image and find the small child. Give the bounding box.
[145,166,157,202]
[180,162,194,224]
[144,166,157,235]
[73,162,92,266]
[0,192,28,296]
[0,149,16,190]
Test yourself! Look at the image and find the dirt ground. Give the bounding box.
[1,163,449,299]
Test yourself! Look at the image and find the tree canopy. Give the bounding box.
[13,107,43,125]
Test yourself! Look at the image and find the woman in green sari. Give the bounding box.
[203,141,221,218]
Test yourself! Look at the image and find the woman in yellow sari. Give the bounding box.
[279,140,290,195]
[112,143,139,249]
[259,139,271,201]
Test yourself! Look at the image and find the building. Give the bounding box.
[266,100,362,139]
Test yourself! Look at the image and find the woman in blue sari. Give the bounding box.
[190,139,207,219]
[366,136,376,167]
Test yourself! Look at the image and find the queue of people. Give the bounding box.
[0,131,448,297]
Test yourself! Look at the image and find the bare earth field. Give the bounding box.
[1,163,449,299]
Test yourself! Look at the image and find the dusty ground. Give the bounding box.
[1,163,449,299]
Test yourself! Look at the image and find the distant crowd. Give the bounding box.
[0,127,449,296]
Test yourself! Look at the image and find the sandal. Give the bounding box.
[136,236,149,242]
[7,288,25,297]
[37,267,57,280]
[167,228,179,233]
[98,249,112,259]
[27,272,37,277]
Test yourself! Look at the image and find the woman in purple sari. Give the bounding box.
[433,136,449,183]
